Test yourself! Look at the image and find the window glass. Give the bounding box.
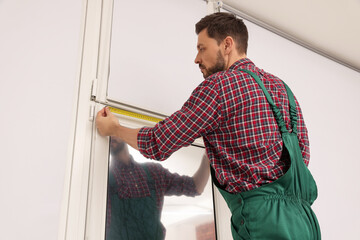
[105,136,215,239]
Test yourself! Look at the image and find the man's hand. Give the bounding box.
[193,153,211,194]
[96,107,120,136]
[96,107,141,150]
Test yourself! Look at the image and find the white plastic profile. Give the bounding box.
[206,0,223,14]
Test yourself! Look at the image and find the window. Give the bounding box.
[105,119,215,240]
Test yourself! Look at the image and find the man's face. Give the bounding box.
[110,137,126,157]
[195,29,226,78]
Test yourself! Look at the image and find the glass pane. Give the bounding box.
[105,137,215,240]
[107,0,207,116]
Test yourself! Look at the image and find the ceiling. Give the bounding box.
[221,0,360,73]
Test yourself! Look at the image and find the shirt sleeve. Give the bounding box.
[154,163,199,197]
[137,78,222,160]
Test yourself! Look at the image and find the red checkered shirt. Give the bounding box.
[138,58,310,193]
[108,157,198,209]
[106,156,198,228]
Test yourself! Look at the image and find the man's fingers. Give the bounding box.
[96,107,110,118]
[105,106,112,116]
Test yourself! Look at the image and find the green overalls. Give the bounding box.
[211,69,321,240]
[106,164,164,240]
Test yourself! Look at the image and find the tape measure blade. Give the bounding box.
[109,106,163,123]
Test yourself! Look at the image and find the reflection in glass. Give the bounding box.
[105,137,215,240]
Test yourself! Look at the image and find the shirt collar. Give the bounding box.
[228,58,254,71]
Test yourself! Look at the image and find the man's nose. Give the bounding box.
[194,53,201,64]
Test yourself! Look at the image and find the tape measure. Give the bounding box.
[108,106,164,123]
[109,106,204,148]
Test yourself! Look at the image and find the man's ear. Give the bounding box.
[223,36,234,55]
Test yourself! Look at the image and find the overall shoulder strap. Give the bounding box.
[141,164,156,191]
[281,81,298,134]
[238,69,297,135]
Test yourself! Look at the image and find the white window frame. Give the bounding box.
[58,0,105,239]
[57,0,113,238]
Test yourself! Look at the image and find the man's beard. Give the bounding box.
[110,140,126,157]
[201,50,226,78]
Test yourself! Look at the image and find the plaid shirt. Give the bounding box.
[107,157,198,223]
[138,58,310,193]
[106,157,198,236]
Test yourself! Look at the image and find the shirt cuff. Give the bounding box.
[137,126,152,158]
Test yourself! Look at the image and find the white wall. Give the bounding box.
[0,1,83,239]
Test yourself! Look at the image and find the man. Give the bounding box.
[106,137,210,240]
[97,12,321,239]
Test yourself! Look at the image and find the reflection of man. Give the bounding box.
[106,137,210,240]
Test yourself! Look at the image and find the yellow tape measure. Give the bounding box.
[108,106,163,123]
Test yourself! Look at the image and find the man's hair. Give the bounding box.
[195,12,248,54]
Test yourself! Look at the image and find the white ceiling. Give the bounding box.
[221,0,360,72]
